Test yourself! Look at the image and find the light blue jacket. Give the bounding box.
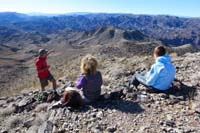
[146,55,175,90]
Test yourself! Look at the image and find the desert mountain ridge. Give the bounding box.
[0,12,200,47]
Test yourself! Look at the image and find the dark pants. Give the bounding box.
[39,73,56,91]
[130,71,149,88]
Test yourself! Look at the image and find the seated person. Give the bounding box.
[76,54,103,103]
[131,46,175,92]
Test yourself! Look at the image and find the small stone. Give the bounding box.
[166,114,173,121]
[38,121,54,133]
[176,96,184,101]
[163,127,173,132]
[0,100,7,107]
[107,109,113,114]
[165,120,176,127]
[0,97,8,100]
[74,115,79,121]
[0,130,8,133]
[107,126,117,132]
[90,112,96,118]
[87,123,94,130]
[122,89,129,95]
[52,125,59,133]
[124,82,130,87]
[147,104,151,108]
[26,125,39,133]
[158,93,169,99]
[96,111,103,119]
[23,117,34,128]
[91,125,103,133]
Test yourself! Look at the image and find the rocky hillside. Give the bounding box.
[0,25,199,97]
[0,12,200,46]
[0,51,200,133]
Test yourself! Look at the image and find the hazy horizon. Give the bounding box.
[0,11,199,19]
[0,0,199,17]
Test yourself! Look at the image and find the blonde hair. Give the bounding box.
[80,54,98,75]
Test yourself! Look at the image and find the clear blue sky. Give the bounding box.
[0,0,199,17]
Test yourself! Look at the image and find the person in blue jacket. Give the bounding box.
[131,46,175,92]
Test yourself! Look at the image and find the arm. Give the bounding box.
[146,64,159,86]
[47,50,55,56]
[76,75,87,89]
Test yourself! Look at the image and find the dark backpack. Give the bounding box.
[61,90,83,108]
[47,90,60,103]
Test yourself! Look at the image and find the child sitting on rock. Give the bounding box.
[131,46,176,92]
[51,55,102,108]
[76,54,103,103]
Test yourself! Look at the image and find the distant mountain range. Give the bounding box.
[0,12,200,47]
[27,12,92,16]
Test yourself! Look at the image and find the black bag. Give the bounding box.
[47,90,60,102]
[61,90,83,108]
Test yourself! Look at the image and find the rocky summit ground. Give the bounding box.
[0,52,200,133]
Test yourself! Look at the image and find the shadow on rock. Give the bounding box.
[90,99,144,114]
[147,79,198,104]
[168,79,197,100]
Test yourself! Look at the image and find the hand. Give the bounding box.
[47,50,55,55]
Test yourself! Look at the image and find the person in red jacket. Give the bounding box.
[35,49,57,91]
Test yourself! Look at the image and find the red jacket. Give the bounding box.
[35,56,50,78]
